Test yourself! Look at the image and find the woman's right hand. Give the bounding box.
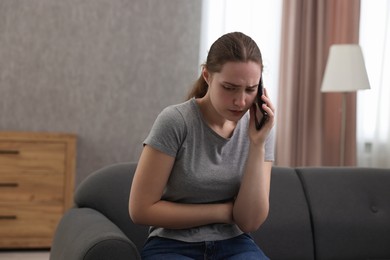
[219,200,235,224]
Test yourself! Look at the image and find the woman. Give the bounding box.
[129,32,275,260]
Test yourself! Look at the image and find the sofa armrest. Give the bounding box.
[50,208,141,260]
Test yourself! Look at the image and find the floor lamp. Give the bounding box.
[321,44,370,166]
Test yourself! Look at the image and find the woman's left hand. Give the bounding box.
[248,88,275,145]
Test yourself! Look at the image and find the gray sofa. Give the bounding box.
[50,162,390,260]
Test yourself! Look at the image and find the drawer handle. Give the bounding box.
[0,150,20,155]
[0,215,17,220]
[0,183,19,188]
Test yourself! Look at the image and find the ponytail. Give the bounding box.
[186,74,208,100]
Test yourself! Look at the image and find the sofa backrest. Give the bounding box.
[255,167,315,260]
[297,167,390,260]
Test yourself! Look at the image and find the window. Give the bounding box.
[357,0,390,167]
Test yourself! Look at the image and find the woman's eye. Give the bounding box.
[246,88,257,93]
[223,85,236,91]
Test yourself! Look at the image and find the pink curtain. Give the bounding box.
[275,0,361,167]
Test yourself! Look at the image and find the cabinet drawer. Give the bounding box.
[0,141,65,175]
[0,132,76,248]
[0,203,62,241]
[0,173,65,203]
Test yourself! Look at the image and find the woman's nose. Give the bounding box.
[234,92,246,108]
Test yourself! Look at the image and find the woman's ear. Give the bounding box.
[202,67,211,85]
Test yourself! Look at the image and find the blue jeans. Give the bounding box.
[141,234,269,260]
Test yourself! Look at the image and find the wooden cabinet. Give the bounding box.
[0,132,76,248]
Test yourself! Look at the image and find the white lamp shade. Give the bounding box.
[321,44,370,92]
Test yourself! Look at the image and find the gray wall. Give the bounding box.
[0,0,202,185]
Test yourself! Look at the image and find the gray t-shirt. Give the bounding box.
[143,98,275,242]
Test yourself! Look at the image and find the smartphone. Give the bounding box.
[254,77,268,130]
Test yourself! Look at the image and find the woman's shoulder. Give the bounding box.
[160,99,198,122]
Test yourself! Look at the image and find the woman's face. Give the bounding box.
[203,61,261,122]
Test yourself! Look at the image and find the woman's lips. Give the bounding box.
[229,109,245,117]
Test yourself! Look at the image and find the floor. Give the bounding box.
[0,251,50,260]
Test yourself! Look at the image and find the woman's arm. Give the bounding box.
[233,89,275,233]
[233,149,272,233]
[129,145,233,229]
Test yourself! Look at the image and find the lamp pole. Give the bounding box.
[340,92,347,166]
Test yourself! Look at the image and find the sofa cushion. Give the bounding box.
[297,167,390,260]
[255,167,315,260]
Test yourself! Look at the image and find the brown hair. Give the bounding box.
[187,32,263,100]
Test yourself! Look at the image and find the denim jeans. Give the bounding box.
[141,233,269,260]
